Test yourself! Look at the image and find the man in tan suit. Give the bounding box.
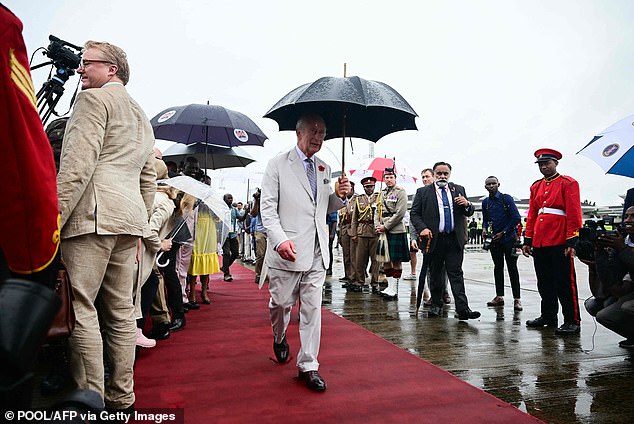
[57,40,156,411]
[261,113,350,392]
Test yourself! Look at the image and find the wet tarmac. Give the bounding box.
[322,245,634,424]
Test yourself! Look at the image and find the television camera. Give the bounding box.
[576,219,620,261]
[31,35,82,124]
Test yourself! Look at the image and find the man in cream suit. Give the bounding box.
[57,40,156,411]
[260,113,350,392]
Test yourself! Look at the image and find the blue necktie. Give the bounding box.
[441,187,453,233]
[305,159,317,201]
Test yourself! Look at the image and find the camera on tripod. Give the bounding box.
[46,35,82,70]
[32,35,82,124]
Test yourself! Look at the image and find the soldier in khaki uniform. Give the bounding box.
[350,177,380,293]
[338,182,356,285]
[376,168,410,299]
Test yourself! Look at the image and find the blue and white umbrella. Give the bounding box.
[577,114,634,178]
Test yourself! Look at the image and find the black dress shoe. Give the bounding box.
[347,284,363,292]
[428,305,442,317]
[526,316,557,328]
[273,337,289,364]
[457,309,481,320]
[184,300,200,310]
[298,370,326,392]
[555,322,580,335]
[169,317,186,332]
[150,323,171,340]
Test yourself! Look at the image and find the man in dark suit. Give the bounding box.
[410,161,481,320]
[623,188,634,222]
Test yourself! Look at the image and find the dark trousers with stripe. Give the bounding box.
[532,245,580,325]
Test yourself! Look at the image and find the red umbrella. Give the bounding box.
[349,157,417,184]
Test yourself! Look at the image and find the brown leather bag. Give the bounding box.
[46,264,76,341]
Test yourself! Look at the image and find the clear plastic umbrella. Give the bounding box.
[155,176,232,266]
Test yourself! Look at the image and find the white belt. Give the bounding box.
[538,207,566,216]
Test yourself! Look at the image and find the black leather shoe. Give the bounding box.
[555,322,580,335]
[428,305,442,317]
[457,309,481,320]
[150,323,171,340]
[298,370,326,392]
[169,317,186,332]
[185,300,200,310]
[273,337,289,364]
[526,316,557,328]
[347,284,363,292]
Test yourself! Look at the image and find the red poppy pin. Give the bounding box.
[318,165,325,172]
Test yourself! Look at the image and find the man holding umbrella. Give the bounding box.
[260,113,351,392]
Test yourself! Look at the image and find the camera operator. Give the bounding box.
[587,206,634,349]
[56,40,156,414]
[481,176,522,311]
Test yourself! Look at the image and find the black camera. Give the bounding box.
[46,35,82,71]
[482,235,493,251]
[33,35,83,123]
[576,219,620,261]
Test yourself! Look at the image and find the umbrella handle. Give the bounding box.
[156,251,170,268]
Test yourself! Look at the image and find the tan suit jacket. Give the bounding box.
[57,84,156,239]
[261,148,344,272]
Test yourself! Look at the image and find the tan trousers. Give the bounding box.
[150,271,171,325]
[355,236,379,285]
[340,232,357,280]
[254,231,267,276]
[62,233,137,409]
[268,242,324,372]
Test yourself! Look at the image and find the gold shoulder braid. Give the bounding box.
[356,196,373,221]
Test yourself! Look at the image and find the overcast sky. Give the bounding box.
[7,0,634,205]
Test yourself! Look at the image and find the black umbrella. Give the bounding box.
[264,75,417,143]
[162,143,255,170]
[151,104,268,147]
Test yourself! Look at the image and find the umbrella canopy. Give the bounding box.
[151,104,268,147]
[349,157,417,185]
[162,143,255,170]
[157,175,231,243]
[264,76,418,143]
[577,114,634,178]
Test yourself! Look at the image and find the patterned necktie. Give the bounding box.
[305,158,317,201]
[441,187,453,233]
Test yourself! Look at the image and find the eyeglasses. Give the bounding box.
[79,59,113,68]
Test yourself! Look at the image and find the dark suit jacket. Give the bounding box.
[410,182,474,252]
[623,188,634,222]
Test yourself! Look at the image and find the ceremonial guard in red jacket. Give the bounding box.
[523,148,583,335]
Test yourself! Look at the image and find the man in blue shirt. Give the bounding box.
[481,176,523,311]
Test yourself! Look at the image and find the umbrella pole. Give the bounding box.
[341,62,347,176]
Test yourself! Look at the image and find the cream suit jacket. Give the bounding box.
[261,148,344,272]
[57,84,156,239]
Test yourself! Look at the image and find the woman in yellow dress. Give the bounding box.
[187,202,220,304]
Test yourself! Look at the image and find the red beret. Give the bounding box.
[534,148,562,163]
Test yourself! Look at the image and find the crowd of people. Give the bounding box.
[2,5,633,413]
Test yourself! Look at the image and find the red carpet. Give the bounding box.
[134,265,542,423]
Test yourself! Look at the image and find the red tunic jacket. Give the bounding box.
[524,173,582,248]
[0,6,60,274]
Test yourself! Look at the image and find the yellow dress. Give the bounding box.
[188,204,221,276]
